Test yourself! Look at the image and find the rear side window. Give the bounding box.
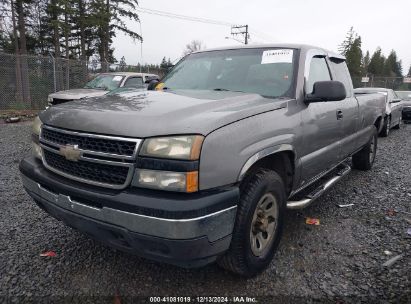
[329,59,353,97]
[306,57,331,94]
[124,77,144,88]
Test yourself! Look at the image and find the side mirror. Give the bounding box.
[390,98,402,103]
[147,79,160,91]
[305,81,346,103]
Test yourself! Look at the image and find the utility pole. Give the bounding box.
[230,25,249,45]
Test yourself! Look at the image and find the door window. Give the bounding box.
[329,59,352,97]
[306,57,331,94]
[123,77,144,88]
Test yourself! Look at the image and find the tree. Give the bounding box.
[89,0,142,70]
[183,40,204,56]
[362,50,370,75]
[339,27,363,76]
[383,50,402,77]
[368,47,385,76]
[15,0,32,104]
[339,27,355,56]
[160,56,167,69]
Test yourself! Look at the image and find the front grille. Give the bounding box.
[42,127,136,156]
[52,98,73,105]
[39,125,141,189]
[44,150,129,186]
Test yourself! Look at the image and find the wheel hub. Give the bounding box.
[250,193,279,257]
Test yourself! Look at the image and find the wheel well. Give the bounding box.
[374,116,382,130]
[241,151,295,196]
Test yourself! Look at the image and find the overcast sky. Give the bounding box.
[112,0,411,75]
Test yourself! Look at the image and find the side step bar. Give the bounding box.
[287,163,351,209]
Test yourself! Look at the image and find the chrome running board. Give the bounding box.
[287,163,351,209]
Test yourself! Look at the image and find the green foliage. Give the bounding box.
[339,27,404,80]
[1,0,142,64]
[368,47,385,76]
[339,27,363,76]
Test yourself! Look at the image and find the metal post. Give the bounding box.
[50,52,56,92]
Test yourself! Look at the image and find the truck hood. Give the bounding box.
[39,90,288,138]
[49,88,108,100]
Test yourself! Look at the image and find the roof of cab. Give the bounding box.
[100,72,159,77]
[193,43,345,60]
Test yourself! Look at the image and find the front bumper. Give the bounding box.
[402,106,411,122]
[20,156,239,267]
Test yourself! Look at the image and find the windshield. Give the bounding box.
[396,91,411,100]
[84,74,124,90]
[162,48,297,98]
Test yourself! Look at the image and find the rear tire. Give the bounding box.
[393,117,401,129]
[352,127,378,171]
[217,169,285,277]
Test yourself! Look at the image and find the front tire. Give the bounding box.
[379,116,390,137]
[217,169,285,277]
[352,127,378,171]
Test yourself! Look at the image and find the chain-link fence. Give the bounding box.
[0,52,167,110]
[352,76,411,90]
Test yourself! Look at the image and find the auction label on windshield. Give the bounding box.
[261,49,293,64]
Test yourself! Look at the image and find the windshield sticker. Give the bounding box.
[113,76,123,81]
[261,49,293,64]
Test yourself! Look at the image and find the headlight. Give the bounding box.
[47,96,53,102]
[140,135,204,160]
[32,116,42,136]
[134,169,198,192]
[32,142,42,159]
[32,117,43,159]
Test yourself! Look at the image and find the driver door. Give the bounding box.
[299,55,342,185]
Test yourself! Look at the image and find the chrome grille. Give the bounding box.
[42,127,136,156]
[39,125,141,189]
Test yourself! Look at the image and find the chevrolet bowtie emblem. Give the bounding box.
[59,144,81,161]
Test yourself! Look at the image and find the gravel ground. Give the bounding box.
[0,122,410,303]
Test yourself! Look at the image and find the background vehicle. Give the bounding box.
[354,88,402,136]
[47,72,159,106]
[21,44,385,277]
[396,91,411,122]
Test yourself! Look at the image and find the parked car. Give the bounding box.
[21,44,385,277]
[395,90,411,122]
[47,72,159,106]
[354,88,402,137]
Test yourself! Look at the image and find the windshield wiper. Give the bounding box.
[212,88,245,93]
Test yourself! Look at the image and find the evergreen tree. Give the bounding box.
[368,48,385,76]
[160,56,167,69]
[339,27,362,76]
[362,50,370,75]
[383,50,402,77]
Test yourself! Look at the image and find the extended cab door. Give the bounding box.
[328,57,360,159]
[299,55,342,183]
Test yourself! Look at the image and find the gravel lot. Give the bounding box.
[0,121,410,303]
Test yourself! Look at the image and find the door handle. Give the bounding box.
[336,110,343,120]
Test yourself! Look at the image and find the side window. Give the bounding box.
[329,59,353,97]
[124,77,144,88]
[306,57,331,94]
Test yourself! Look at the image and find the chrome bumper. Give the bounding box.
[21,174,237,242]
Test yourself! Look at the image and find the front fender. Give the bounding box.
[238,143,296,181]
[199,107,301,190]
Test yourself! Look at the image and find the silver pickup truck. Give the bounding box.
[20,44,385,277]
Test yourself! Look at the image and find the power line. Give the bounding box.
[136,7,233,27]
[136,7,276,43]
